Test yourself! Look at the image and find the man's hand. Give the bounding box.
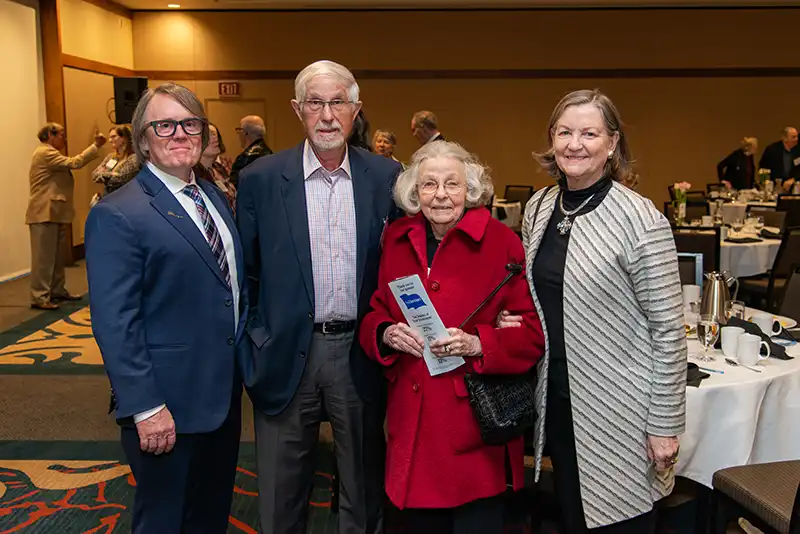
[136,407,176,455]
[94,131,108,148]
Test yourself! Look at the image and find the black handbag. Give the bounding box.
[462,187,551,446]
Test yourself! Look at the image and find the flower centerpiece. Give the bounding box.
[673,181,691,224]
[756,168,771,190]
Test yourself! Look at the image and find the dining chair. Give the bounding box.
[667,185,705,203]
[748,210,788,232]
[503,185,535,207]
[664,202,709,221]
[710,460,800,534]
[777,195,800,228]
[777,264,800,323]
[672,227,720,273]
[707,183,726,194]
[739,227,800,312]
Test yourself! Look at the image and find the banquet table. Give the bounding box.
[492,199,522,230]
[720,235,782,278]
[677,315,800,488]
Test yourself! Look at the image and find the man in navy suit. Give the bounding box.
[85,83,245,533]
[237,60,402,534]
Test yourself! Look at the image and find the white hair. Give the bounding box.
[294,60,360,103]
[394,141,494,214]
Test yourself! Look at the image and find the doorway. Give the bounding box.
[205,99,267,158]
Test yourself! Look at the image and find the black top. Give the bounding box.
[425,220,441,268]
[531,176,613,399]
[758,140,800,180]
[717,148,755,190]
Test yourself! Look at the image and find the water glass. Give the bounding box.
[696,314,720,361]
[753,216,764,232]
[725,300,746,320]
[731,218,744,234]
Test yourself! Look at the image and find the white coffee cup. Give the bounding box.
[682,285,701,309]
[751,313,782,337]
[701,215,713,227]
[721,326,744,358]
[737,333,770,366]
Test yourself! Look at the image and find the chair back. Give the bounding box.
[663,202,709,221]
[748,209,787,231]
[777,194,800,228]
[771,227,800,279]
[673,227,721,273]
[707,183,725,193]
[791,479,800,534]
[677,252,704,286]
[778,264,800,324]
[503,185,535,206]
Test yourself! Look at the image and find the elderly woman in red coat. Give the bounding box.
[359,141,545,534]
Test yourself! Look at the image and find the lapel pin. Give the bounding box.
[167,211,184,219]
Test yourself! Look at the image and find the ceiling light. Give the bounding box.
[167,3,180,7]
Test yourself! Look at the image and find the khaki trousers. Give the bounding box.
[29,222,68,304]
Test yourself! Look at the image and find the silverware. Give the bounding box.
[725,357,762,373]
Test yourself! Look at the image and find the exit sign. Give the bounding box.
[219,81,240,98]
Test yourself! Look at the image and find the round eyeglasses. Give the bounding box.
[148,118,206,138]
[418,180,465,195]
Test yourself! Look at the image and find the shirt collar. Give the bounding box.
[146,161,196,195]
[302,139,351,180]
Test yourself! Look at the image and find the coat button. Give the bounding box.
[308,312,314,319]
[227,337,234,345]
[430,281,440,291]
[412,383,419,393]
[225,298,233,307]
[300,352,306,359]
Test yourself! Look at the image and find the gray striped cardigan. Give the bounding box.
[521,183,687,528]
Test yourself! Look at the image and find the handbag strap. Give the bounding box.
[529,185,553,230]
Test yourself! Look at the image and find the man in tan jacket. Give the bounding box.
[27,122,106,309]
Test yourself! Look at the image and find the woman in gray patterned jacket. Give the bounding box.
[520,89,687,533]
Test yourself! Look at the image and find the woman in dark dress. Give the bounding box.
[717,136,757,190]
[516,90,686,533]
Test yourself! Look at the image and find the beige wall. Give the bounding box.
[63,67,116,245]
[132,9,800,207]
[61,0,133,68]
[1,0,46,281]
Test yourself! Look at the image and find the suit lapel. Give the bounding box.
[198,178,244,289]
[139,168,228,287]
[349,149,374,299]
[281,145,314,308]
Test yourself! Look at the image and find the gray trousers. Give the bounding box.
[254,331,384,534]
[29,222,68,304]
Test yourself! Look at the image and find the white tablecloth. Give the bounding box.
[720,238,781,277]
[677,330,800,487]
[492,200,522,229]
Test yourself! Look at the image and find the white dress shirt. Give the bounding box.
[302,140,358,322]
[134,162,240,423]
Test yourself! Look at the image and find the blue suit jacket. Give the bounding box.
[237,143,402,416]
[85,166,247,434]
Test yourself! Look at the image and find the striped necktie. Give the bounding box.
[182,184,231,288]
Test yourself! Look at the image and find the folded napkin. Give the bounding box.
[725,236,763,243]
[717,317,794,360]
[687,362,710,387]
[760,228,782,239]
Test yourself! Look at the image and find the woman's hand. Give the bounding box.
[647,435,680,471]
[430,328,482,358]
[382,323,425,358]
[496,309,523,328]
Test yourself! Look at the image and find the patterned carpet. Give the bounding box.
[0,290,708,533]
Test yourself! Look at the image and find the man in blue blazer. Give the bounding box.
[85,83,246,533]
[237,60,402,534]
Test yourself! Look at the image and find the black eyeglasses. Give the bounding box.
[149,118,206,138]
[300,99,355,113]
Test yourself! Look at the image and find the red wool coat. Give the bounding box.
[359,207,545,510]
